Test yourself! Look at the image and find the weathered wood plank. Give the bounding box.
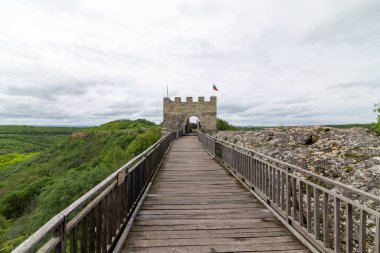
[140,203,264,210]
[127,229,291,240]
[121,136,310,252]
[125,236,298,247]
[122,242,308,253]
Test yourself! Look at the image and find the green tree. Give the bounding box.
[216,118,237,131]
[372,103,380,134]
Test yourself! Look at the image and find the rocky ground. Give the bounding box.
[214,126,380,196]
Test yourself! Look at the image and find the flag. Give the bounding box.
[213,84,218,91]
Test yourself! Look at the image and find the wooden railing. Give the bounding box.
[13,131,178,253]
[199,132,380,253]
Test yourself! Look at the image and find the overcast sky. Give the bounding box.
[0,0,379,126]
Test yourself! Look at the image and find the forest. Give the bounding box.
[0,120,161,252]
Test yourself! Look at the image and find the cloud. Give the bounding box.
[304,0,380,45]
[0,0,379,126]
[330,79,380,89]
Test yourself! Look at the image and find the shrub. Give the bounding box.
[126,127,161,158]
[372,103,380,134]
[216,118,237,131]
[0,183,42,219]
[0,235,26,253]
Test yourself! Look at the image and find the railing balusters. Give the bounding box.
[267,165,271,199]
[261,162,264,192]
[292,177,297,220]
[263,163,267,195]
[95,204,101,253]
[376,217,380,253]
[101,199,107,252]
[299,181,304,226]
[306,184,312,233]
[272,167,276,203]
[263,162,265,193]
[359,209,367,253]
[314,188,320,240]
[245,154,248,179]
[257,161,262,192]
[242,153,245,176]
[323,192,329,247]
[276,170,281,205]
[255,160,258,189]
[240,152,243,174]
[120,180,127,223]
[261,163,267,194]
[267,164,270,197]
[106,194,112,245]
[286,169,291,219]
[55,219,66,253]
[89,209,95,253]
[116,186,121,232]
[346,203,353,253]
[69,225,77,253]
[248,156,252,185]
[281,171,285,211]
[197,133,380,253]
[251,156,254,185]
[334,197,340,253]
[80,216,88,253]
[258,161,262,191]
[111,189,116,238]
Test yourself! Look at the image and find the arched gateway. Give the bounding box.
[163,96,217,133]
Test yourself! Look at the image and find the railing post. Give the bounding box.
[55,217,66,253]
[376,216,380,253]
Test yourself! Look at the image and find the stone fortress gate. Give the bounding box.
[163,96,217,133]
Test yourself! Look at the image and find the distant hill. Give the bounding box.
[80,119,156,132]
[0,119,161,252]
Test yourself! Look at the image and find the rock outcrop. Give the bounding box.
[214,126,380,196]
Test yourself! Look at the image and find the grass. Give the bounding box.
[323,124,372,129]
[216,119,373,132]
[0,125,80,135]
[0,153,39,168]
[0,125,78,155]
[79,119,155,132]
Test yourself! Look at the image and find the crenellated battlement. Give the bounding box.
[163,96,216,104]
[163,96,217,133]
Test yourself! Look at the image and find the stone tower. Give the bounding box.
[163,96,217,133]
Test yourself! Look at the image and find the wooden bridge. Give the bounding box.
[13,132,380,253]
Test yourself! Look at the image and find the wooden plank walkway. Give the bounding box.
[121,136,310,253]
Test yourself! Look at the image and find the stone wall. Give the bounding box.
[163,96,217,133]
